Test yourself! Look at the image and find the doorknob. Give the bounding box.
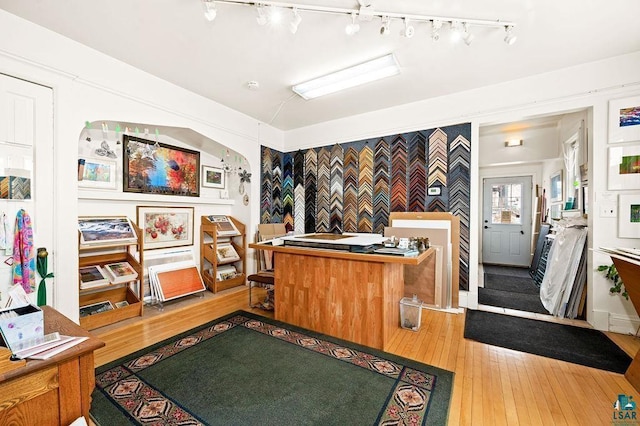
[520,230,524,234]
[484,226,490,229]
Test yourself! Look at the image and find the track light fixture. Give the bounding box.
[256,4,268,25]
[345,12,360,35]
[461,23,474,46]
[289,8,302,33]
[449,21,461,43]
[431,19,442,41]
[401,18,414,38]
[504,25,517,45]
[380,16,391,35]
[202,0,217,21]
[200,1,517,45]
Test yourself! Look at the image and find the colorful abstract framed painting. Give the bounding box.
[136,206,194,250]
[609,96,640,143]
[202,165,225,189]
[618,194,640,238]
[608,144,640,190]
[78,157,117,189]
[123,135,200,197]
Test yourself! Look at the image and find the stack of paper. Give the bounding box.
[11,331,88,360]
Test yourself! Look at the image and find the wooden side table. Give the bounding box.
[0,305,105,425]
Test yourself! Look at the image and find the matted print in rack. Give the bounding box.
[78,217,138,246]
[609,96,640,143]
[123,135,200,197]
[207,215,239,236]
[137,206,194,250]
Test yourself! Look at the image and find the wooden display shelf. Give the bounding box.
[200,215,246,293]
[79,286,142,330]
[78,218,144,330]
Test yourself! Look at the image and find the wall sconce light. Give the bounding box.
[505,139,523,147]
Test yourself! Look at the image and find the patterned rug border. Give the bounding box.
[94,310,454,425]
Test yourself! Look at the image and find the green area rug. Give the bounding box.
[91,311,454,425]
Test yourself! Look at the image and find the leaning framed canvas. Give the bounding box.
[123,135,200,197]
[550,170,563,202]
[78,157,117,189]
[609,96,640,143]
[618,194,640,238]
[202,165,225,189]
[608,144,640,190]
[137,206,194,250]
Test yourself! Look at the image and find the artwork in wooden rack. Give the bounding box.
[216,243,240,263]
[137,206,194,250]
[123,135,200,197]
[102,261,139,284]
[207,215,239,236]
[79,265,110,289]
[78,217,138,246]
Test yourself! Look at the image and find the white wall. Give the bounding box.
[2,9,640,331]
[0,10,284,321]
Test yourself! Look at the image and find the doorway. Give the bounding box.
[481,176,532,267]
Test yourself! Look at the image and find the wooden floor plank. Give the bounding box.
[91,288,640,425]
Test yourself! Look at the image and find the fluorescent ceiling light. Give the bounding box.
[292,53,401,100]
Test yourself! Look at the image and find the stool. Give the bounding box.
[248,271,274,311]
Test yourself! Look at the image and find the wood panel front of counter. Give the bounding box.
[0,306,105,425]
[250,243,435,350]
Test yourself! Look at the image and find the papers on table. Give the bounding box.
[11,332,88,360]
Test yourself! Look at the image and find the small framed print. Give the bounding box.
[618,194,640,238]
[550,170,563,202]
[78,157,117,189]
[608,144,640,190]
[202,165,225,189]
[609,96,640,143]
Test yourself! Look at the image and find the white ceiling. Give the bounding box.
[1,1,639,131]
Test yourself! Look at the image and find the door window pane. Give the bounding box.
[491,183,522,224]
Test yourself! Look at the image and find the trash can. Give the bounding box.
[399,295,423,331]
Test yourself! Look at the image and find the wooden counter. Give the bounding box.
[249,242,435,350]
[0,305,105,425]
[607,253,640,393]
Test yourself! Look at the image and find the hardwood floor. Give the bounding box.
[92,287,640,425]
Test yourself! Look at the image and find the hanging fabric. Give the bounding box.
[12,209,36,294]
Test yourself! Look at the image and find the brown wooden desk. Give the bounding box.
[249,241,435,350]
[609,254,640,392]
[0,305,105,425]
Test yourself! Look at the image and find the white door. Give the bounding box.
[0,74,54,306]
[482,176,532,266]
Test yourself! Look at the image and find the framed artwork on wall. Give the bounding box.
[202,165,225,189]
[609,96,640,143]
[78,157,117,189]
[123,135,200,197]
[608,144,640,190]
[550,170,563,202]
[136,206,194,250]
[618,194,640,238]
